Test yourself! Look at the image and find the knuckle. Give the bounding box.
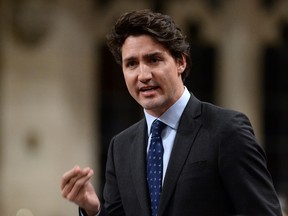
[61,188,69,198]
[74,180,84,189]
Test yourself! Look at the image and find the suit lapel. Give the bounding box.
[130,119,151,216]
[158,95,202,216]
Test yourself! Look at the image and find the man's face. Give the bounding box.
[121,35,186,117]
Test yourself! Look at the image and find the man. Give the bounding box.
[61,9,282,216]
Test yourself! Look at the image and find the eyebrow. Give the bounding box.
[123,56,137,64]
[123,51,164,63]
[145,51,165,60]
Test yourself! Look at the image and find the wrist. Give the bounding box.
[86,209,100,216]
[79,204,100,216]
[85,205,101,216]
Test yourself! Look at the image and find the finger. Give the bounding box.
[66,169,94,201]
[61,166,92,190]
[61,168,93,197]
[61,166,81,190]
[64,169,91,192]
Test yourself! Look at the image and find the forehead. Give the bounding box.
[121,35,169,59]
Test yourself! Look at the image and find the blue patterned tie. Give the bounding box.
[147,119,166,216]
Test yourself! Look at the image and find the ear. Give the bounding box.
[176,54,187,74]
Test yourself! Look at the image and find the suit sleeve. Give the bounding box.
[218,112,282,215]
[102,137,126,216]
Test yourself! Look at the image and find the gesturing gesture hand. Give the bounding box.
[61,166,100,216]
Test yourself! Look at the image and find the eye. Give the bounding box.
[150,56,161,64]
[151,58,159,63]
[125,60,138,69]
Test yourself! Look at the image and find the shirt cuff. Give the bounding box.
[79,207,101,216]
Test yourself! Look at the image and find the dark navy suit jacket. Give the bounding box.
[81,94,282,216]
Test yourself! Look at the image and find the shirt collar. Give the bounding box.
[144,87,191,134]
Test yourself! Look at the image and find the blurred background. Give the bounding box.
[0,0,287,215]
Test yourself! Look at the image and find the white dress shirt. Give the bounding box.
[144,87,190,184]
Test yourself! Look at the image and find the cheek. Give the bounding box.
[163,68,179,83]
[161,70,182,92]
[123,73,137,92]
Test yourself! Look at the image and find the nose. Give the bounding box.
[138,63,152,83]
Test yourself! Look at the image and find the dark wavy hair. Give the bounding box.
[106,9,191,81]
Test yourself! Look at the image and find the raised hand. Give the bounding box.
[61,166,100,216]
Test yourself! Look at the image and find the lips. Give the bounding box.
[139,86,158,92]
[138,85,160,97]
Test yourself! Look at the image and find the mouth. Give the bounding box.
[139,86,159,92]
[139,85,159,97]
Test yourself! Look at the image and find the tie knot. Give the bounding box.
[151,119,166,138]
